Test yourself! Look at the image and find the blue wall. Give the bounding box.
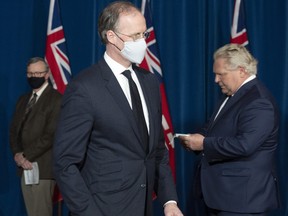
[1,0,287,215]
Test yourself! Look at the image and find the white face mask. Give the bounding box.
[121,38,147,64]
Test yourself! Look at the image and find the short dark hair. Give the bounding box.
[98,1,140,44]
[27,57,49,71]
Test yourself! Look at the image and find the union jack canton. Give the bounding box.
[45,0,71,94]
[231,0,249,46]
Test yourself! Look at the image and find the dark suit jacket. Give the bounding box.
[199,78,280,213]
[10,85,62,179]
[53,59,178,216]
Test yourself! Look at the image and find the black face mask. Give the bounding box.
[27,77,46,89]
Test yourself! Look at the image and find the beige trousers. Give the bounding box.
[21,176,55,216]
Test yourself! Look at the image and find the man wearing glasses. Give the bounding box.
[10,57,62,216]
[53,1,183,216]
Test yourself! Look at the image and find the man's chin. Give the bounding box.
[221,89,228,94]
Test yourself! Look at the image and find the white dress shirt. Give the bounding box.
[29,82,49,103]
[104,53,177,207]
[104,52,150,133]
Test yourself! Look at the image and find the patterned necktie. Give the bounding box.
[25,93,37,115]
[122,70,149,152]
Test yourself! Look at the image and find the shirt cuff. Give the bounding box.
[163,200,177,208]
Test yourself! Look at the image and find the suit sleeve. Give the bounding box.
[9,96,26,155]
[53,81,100,215]
[204,98,277,161]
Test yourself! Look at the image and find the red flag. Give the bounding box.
[45,0,72,203]
[45,0,72,95]
[231,0,249,45]
[140,0,176,184]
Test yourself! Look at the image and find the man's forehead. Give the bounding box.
[28,62,46,70]
[118,11,145,29]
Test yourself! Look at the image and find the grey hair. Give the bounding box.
[98,1,140,44]
[27,57,49,72]
[213,43,258,75]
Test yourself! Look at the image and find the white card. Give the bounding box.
[174,133,189,138]
[24,162,39,185]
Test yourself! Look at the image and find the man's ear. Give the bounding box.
[45,71,50,80]
[106,30,117,44]
[239,67,248,78]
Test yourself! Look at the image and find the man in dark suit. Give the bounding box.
[53,1,183,216]
[179,44,280,216]
[9,57,62,216]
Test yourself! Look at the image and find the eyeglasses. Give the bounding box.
[27,71,48,78]
[115,31,150,41]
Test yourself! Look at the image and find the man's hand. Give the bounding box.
[14,152,33,170]
[14,152,25,166]
[179,133,204,151]
[164,203,184,216]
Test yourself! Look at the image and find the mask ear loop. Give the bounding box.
[110,42,122,51]
[107,31,124,51]
[114,32,125,42]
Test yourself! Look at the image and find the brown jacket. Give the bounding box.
[10,85,62,179]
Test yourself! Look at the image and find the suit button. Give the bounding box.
[140,184,146,188]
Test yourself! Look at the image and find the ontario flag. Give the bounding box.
[140,0,176,185]
[45,0,71,203]
[231,0,249,45]
[45,0,72,95]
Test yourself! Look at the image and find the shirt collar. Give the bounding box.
[232,75,256,97]
[33,82,48,97]
[241,74,256,86]
[104,52,133,75]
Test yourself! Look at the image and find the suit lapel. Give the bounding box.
[16,94,32,135]
[210,78,258,129]
[212,96,233,126]
[25,86,50,122]
[99,60,145,151]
